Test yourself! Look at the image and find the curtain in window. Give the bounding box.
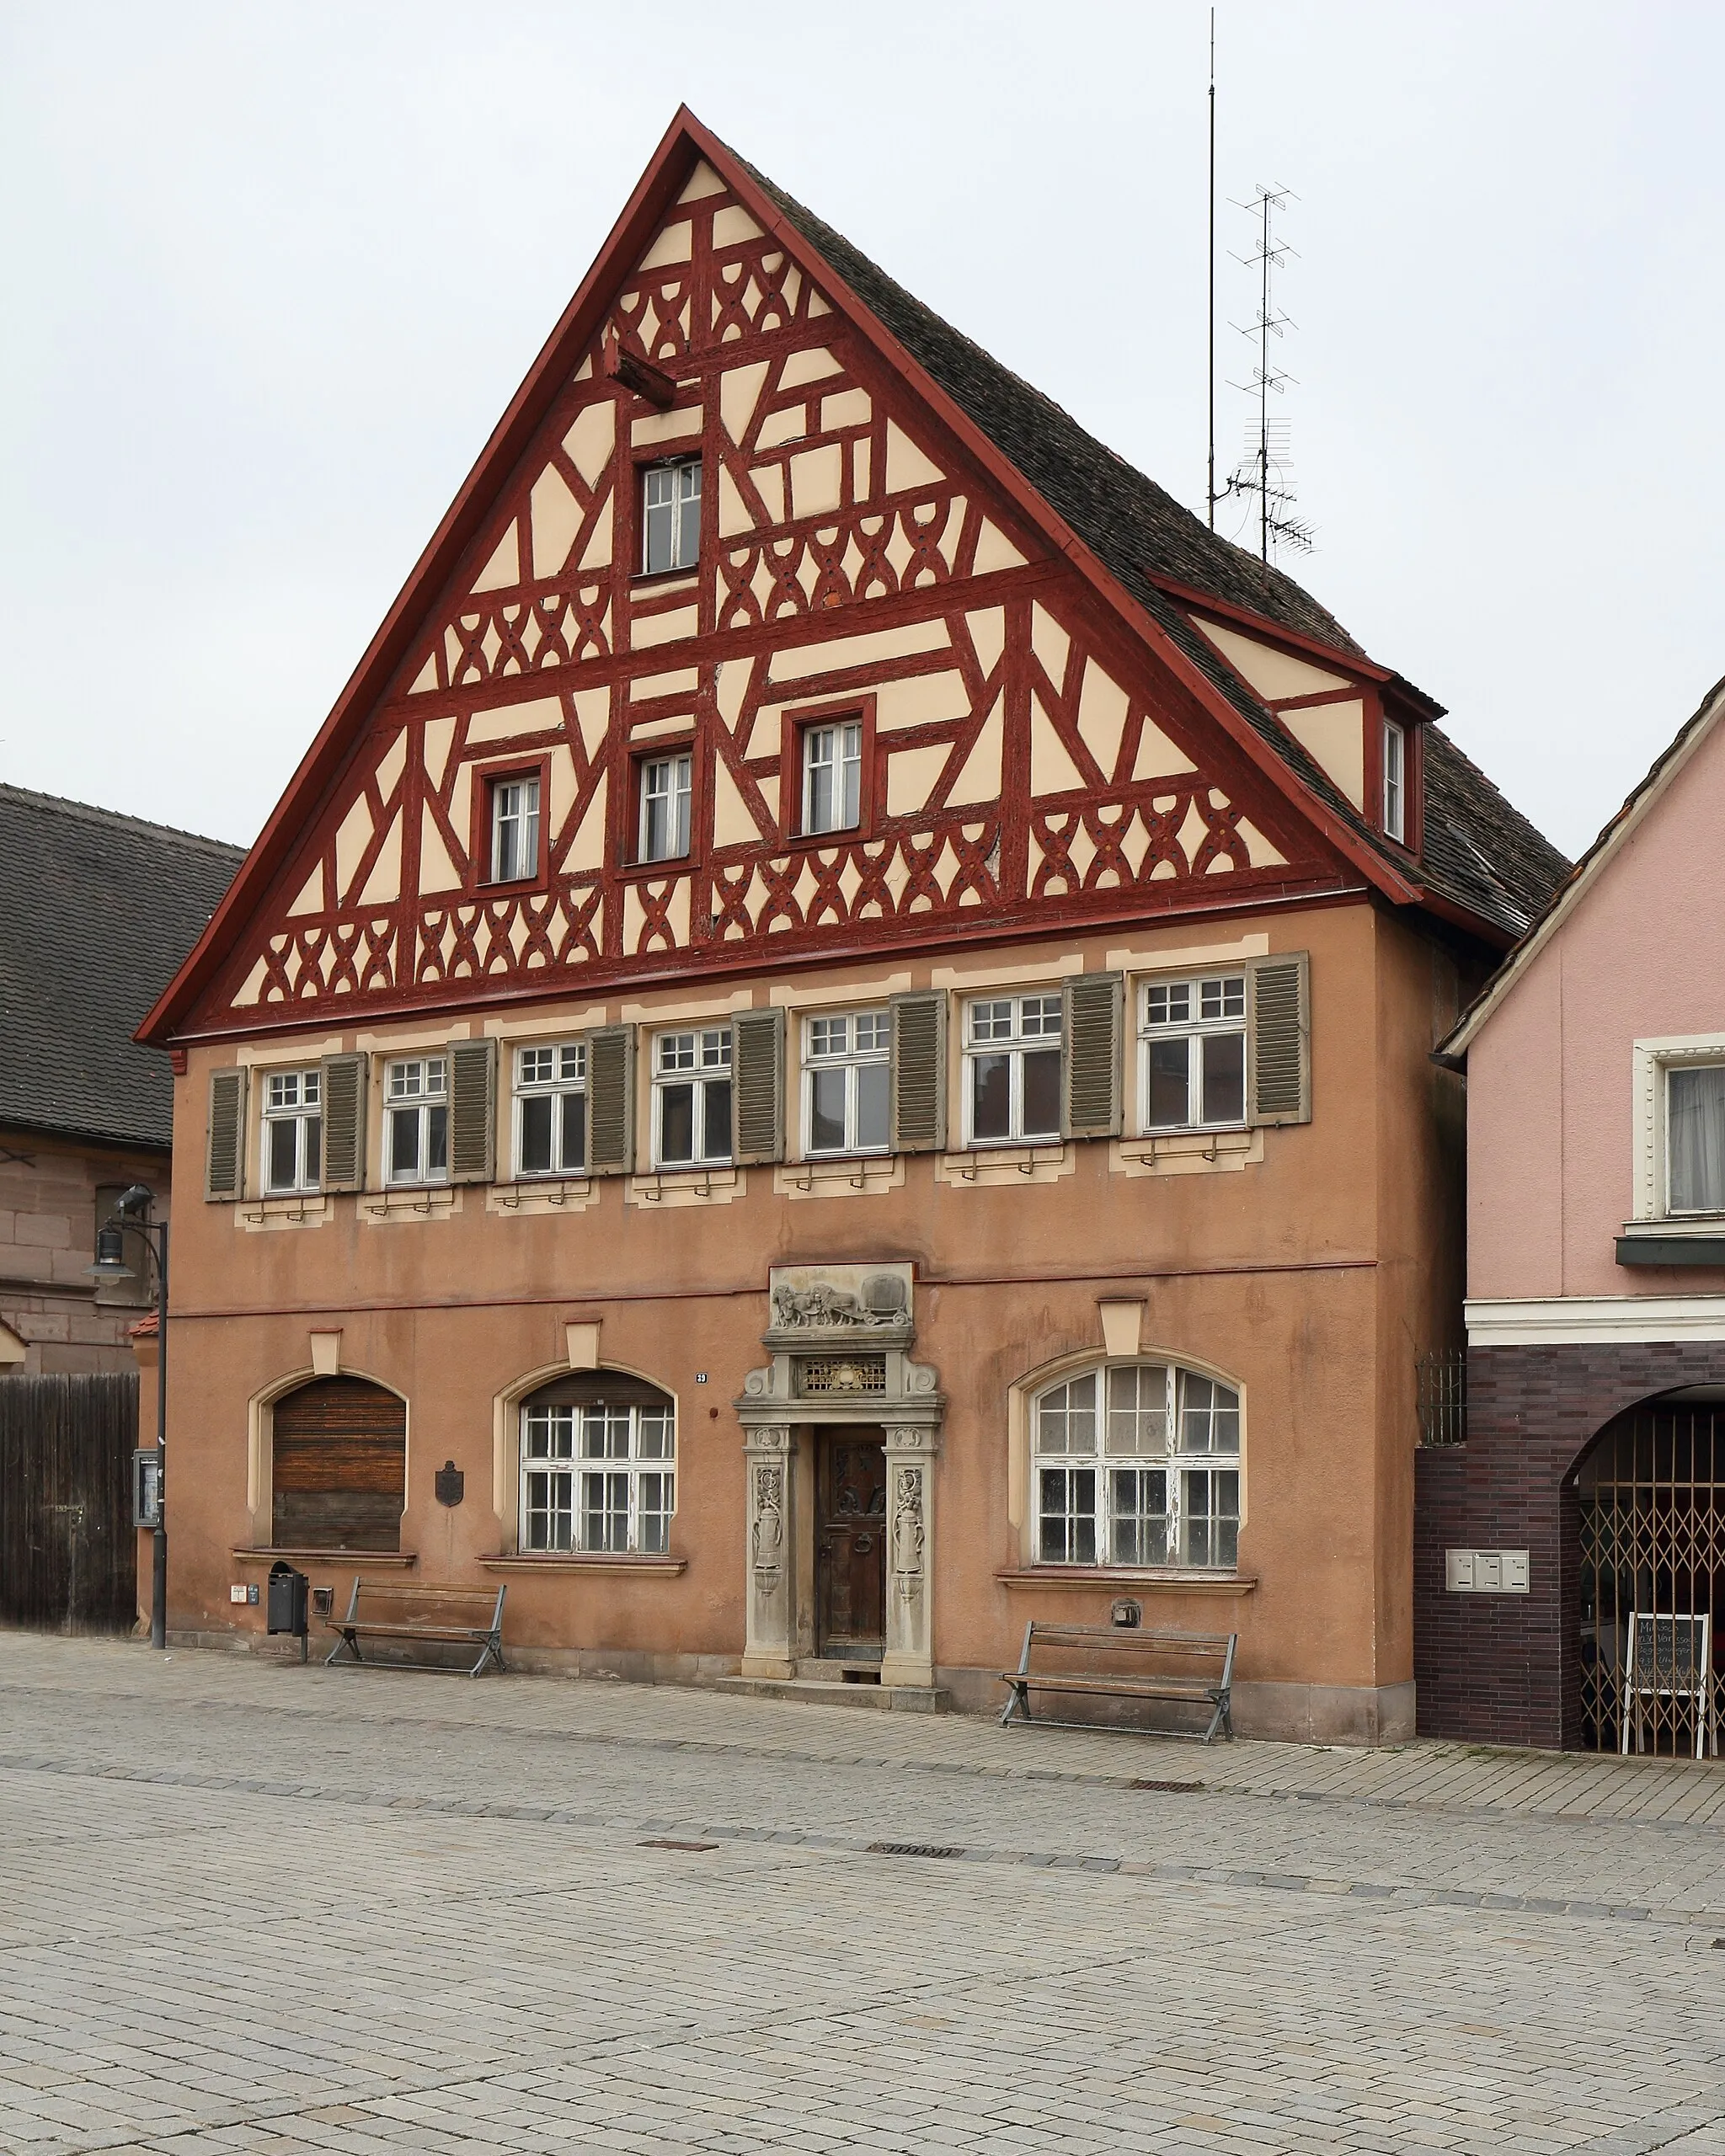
[1669,1065,1725,1212]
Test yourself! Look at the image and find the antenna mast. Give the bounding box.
[1226,184,1313,561]
[1206,8,1216,530]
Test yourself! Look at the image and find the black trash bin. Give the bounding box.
[267,1561,309,1662]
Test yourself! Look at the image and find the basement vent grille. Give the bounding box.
[1130,1779,1204,1793]
[867,1841,965,1860]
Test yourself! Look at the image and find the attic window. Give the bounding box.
[1382,718,1406,843]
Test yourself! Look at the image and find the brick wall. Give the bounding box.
[1414,1340,1725,1748]
[0,1129,170,1375]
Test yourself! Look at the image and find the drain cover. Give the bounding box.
[638,1838,719,1852]
[867,1841,966,1860]
[1130,1779,1204,1793]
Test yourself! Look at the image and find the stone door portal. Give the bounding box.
[817,1429,887,1658]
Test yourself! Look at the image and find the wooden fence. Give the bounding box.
[0,1374,138,1634]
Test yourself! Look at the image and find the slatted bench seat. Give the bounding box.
[1000,1620,1236,1742]
[323,1579,507,1677]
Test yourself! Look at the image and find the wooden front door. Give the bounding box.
[816,1428,887,1657]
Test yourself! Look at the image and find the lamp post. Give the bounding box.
[88,1185,168,1650]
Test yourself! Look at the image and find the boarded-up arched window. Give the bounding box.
[271,1378,405,1551]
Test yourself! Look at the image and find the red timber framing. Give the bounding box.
[142,109,1439,1051]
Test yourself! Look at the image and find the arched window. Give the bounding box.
[271,1378,405,1552]
[1032,1362,1241,1569]
[518,1370,675,1555]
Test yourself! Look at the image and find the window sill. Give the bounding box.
[232,1547,417,1568]
[617,856,697,881]
[628,1166,745,1210]
[995,1566,1258,1595]
[362,1186,460,1225]
[488,1177,597,1218]
[776,1155,904,1202]
[238,1193,332,1232]
[630,568,699,594]
[938,1144,1073,1189]
[1110,1129,1261,1181]
[1616,1230,1725,1267]
[479,1553,687,1575]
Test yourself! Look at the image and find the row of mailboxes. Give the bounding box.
[1445,1548,1531,1594]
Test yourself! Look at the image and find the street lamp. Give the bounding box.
[87,1184,168,1651]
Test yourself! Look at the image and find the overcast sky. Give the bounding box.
[3,3,1718,859]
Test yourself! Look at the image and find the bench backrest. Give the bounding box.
[342,1578,506,1628]
[1018,1621,1236,1678]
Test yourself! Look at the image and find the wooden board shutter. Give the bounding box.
[1061,970,1124,1140]
[271,1377,404,1552]
[448,1038,497,1183]
[205,1068,248,1201]
[319,1052,369,1192]
[585,1024,637,1176]
[1247,952,1311,1126]
[889,990,948,1154]
[732,1008,786,1166]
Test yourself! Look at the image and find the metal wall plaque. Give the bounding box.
[434,1460,465,1508]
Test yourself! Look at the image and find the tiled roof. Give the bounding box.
[741,157,1569,940]
[0,786,243,1150]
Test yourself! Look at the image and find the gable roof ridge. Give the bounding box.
[0,781,246,861]
[1440,672,1725,1058]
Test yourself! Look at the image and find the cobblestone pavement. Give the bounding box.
[5,1635,1725,2154]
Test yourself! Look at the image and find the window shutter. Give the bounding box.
[889,990,948,1154]
[1247,952,1311,1126]
[585,1024,637,1176]
[205,1068,248,1201]
[731,1008,786,1166]
[319,1052,369,1193]
[448,1038,497,1184]
[1061,970,1124,1140]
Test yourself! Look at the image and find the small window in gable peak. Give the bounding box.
[1382,718,1407,843]
[488,771,542,884]
[641,457,702,575]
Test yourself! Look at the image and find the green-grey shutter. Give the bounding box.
[1247,952,1311,1126]
[319,1052,369,1192]
[448,1038,497,1183]
[1061,970,1124,1139]
[585,1024,637,1176]
[889,990,948,1154]
[732,1008,786,1166]
[205,1068,248,1201]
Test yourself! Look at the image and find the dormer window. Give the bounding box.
[1382,718,1406,842]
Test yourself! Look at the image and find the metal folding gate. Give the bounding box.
[1578,1403,1724,1756]
[0,1374,139,1634]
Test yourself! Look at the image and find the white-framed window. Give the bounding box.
[804,1010,889,1156]
[639,751,692,862]
[521,1393,675,1553]
[802,718,862,835]
[515,1043,586,1177]
[260,1069,322,1194]
[1140,975,1247,1132]
[654,1027,732,1168]
[964,994,1063,1145]
[1033,1363,1242,1569]
[642,459,702,575]
[1668,1062,1725,1214]
[384,1056,448,1187]
[1382,718,1406,842]
[489,773,541,883]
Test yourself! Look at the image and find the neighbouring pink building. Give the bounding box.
[1423,674,1725,1751]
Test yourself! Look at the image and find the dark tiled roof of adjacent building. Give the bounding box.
[742,157,1569,939]
[0,786,243,1150]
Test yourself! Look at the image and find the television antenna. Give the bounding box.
[1224,184,1314,562]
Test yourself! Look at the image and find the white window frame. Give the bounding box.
[1630,1037,1725,1226]
[259,1068,322,1195]
[802,718,862,835]
[962,993,1064,1148]
[652,1027,733,1170]
[489,773,541,883]
[638,750,692,863]
[1382,718,1406,842]
[513,1043,587,1179]
[383,1055,449,1188]
[520,1397,676,1554]
[1138,974,1247,1134]
[1031,1361,1242,1571]
[801,1009,890,1158]
[641,458,702,575]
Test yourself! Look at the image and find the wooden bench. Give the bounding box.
[1000,1620,1236,1742]
[323,1579,507,1677]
